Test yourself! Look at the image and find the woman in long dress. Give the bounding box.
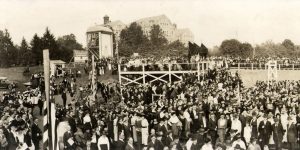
[168,112,180,137]
[243,121,252,146]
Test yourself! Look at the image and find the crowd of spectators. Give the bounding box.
[53,64,300,150]
[0,81,43,149]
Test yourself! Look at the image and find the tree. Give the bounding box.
[0,29,18,67]
[119,22,149,56]
[19,38,32,65]
[56,34,83,62]
[41,27,59,60]
[239,43,253,58]
[219,39,241,57]
[30,34,43,65]
[149,24,167,48]
[282,39,295,51]
[219,39,253,58]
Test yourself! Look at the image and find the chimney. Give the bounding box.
[104,15,110,25]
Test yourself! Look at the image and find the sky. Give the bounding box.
[1,0,300,48]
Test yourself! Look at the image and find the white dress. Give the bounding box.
[243,126,252,144]
[141,118,149,145]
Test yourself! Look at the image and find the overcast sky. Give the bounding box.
[1,0,300,48]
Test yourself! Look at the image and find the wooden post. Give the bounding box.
[292,64,294,70]
[91,55,95,91]
[118,64,123,98]
[251,63,253,70]
[238,63,240,72]
[202,62,205,80]
[43,49,52,150]
[168,64,171,83]
[197,63,200,81]
[142,64,145,84]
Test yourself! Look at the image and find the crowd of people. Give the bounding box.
[0,82,43,149]
[116,56,300,72]
[51,63,300,150]
[2,55,300,150]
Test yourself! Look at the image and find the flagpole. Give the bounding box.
[43,49,52,150]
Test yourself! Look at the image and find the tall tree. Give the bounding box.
[0,29,18,67]
[19,37,32,65]
[56,34,83,62]
[30,34,42,65]
[119,22,149,56]
[149,24,167,48]
[282,39,295,51]
[41,27,59,60]
[219,39,253,58]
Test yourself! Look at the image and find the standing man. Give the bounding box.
[63,126,76,150]
[141,114,149,148]
[208,113,218,146]
[61,88,67,108]
[272,118,284,150]
[287,116,297,150]
[258,114,272,149]
[125,137,135,150]
[98,130,110,150]
[31,118,42,150]
[217,113,227,143]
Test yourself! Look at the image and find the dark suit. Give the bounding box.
[67,117,77,133]
[208,118,217,145]
[7,132,17,150]
[61,91,67,108]
[154,139,164,150]
[125,144,135,150]
[32,123,42,149]
[258,120,272,148]
[272,123,284,149]
[287,123,297,150]
[164,136,173,147]
[114,140,126,150]
[63,131,75,150]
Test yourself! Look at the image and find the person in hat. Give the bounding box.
[155,132,164,150]
[125,137,135,150]
[113,132,126,150]
[164,131,173,147]
[141,114,149,147]
[287,116,297,150]
[98,130,110,150]
[63,126,76,150]
[258,113,272,148]
[243,121,252,145]
[185,133,195,150]
[208,113,218,146]
[280,108,288,143]
[200,138,213,150]
[248,137,261,150]
[231,133,246,150]
[217,113,227,143]
[168,112,180,137]
[190,135,198,150]
[148,134,156,149]
[196,128,206,148]
[272,118,284,150]
[231,113,242,137]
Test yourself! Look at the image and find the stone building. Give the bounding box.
[102,14,194,46]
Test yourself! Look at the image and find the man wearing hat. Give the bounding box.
[272,118,284,150]
[287,116,297,150]
[232,133,246,150]
[258,113,272,149]
[98,130,110,150]
[155,131,164,150]
[217,113,227,143]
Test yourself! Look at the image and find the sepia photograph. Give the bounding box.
[1,0,300,150]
